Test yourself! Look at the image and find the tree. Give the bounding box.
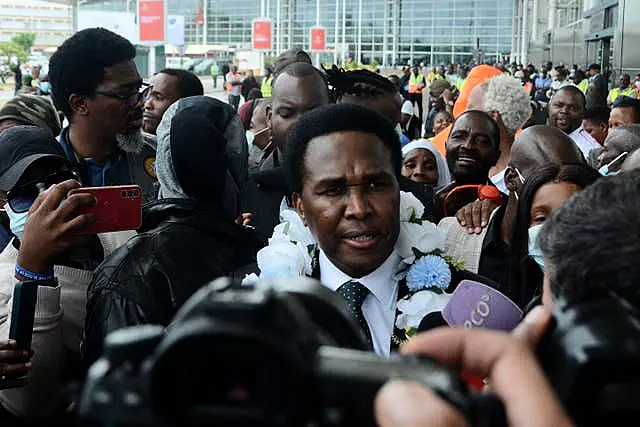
[0,41,27,63]
[11,33,36,55]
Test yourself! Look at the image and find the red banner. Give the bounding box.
[139,0,165,44]
[252,18,272,50]
[310,26,326,51]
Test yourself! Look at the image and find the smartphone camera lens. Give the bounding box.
[133,190,140,197]
[121,191,127,197]
[127,191,133,197]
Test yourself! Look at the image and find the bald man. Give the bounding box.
[438,125,584,300]
[621,149,640,173]
[597,124,640,173]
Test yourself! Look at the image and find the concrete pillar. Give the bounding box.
[520,0,528,65]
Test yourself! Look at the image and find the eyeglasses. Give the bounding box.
[7,170,77,213]
[94,82,153,107]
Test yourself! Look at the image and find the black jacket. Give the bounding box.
[83,198,261,365]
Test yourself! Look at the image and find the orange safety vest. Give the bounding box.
[409,73,425,94]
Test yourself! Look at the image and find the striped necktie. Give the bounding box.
[337,280,373,349]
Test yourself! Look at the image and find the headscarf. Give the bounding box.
[155,96,248,220]
[402,138,451,190]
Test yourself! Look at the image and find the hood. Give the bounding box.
[155,96,248,220]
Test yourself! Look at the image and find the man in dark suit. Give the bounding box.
[281,104,490,356]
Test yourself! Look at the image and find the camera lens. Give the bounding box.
[133,190,140,197]
[127,191,133,197]
[121,191,127,197]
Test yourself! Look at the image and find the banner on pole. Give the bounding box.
[252,18,272,51]
[310,26,326,51]
[139,0,165,44]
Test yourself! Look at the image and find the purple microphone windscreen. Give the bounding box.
[442,280,523,332]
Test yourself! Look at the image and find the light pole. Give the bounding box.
[315,0,320,67]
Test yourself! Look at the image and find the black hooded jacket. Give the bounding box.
[83,97,261,365]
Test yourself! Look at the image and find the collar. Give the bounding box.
[59,126,123,166]
[482,203,507,251]
[319,249,400,310]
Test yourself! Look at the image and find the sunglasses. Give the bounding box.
[7,170,77,213]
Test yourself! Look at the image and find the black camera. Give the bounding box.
[77,277,503,427]
[537,291,640,427]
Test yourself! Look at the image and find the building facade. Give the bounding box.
[0,0,72,49]
[518,0,638,82]
[79,0,515,66]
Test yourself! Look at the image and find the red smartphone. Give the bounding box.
[70,185,143,234]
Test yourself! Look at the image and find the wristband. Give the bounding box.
[15,264,55,282]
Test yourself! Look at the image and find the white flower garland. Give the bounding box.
[244,192,463,340]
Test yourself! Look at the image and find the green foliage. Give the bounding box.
[11,33,36,55]
[0,41,27,63]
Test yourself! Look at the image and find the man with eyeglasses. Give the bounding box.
[0,126,133,421]
[49,28,159,203]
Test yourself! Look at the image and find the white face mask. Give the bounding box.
[5,205,28,241]
[635,81,640,89]
[246,128,270,165]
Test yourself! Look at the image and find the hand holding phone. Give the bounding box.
[0,340,31,388]
[17,179,96,275]
[69,185,142,234]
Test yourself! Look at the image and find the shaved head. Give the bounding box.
[510,125,585,175]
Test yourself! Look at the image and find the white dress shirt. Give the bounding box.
[319,250,400,358]
[569,126,601,160]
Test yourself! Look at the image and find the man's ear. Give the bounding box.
[69,94,89,116]
[266,104,273,128]
[505,166,518,193]
[292,192,307,226]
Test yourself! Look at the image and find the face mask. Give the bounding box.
[598,151,629,176]
[528,224,545,271]
[246,128,271,164]
[635,81,640,89]
[5,204,28,241]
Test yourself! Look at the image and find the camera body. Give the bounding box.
[79,277,498,427]
[537,292,640,426]
[79,277,640,427]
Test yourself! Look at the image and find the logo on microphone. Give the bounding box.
[442,280,523,332]
[463,293,491,328]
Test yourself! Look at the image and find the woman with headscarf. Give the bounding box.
[401,139,451,191]
[83,97,262,365]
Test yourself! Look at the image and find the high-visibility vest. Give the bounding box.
[578,79,589,94]
[455,77,465,91]
[261,76,273,97]
[609,86,636,103]
[409,73,425,94]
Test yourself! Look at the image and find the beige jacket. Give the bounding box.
[0,231,134,419]
[437,209,499,273]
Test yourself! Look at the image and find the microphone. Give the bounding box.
[441,280,523,332]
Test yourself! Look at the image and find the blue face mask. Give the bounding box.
[5,205,28,241]
[528,224,545,271]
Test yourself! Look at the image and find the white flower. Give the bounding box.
[276,209,316,247]
[257,239,312,278]
[241,273,260,285]
[395,221,445,260]
[395,290,451,329]
[399,191,425,222]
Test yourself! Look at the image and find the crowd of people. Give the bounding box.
[0,27,638,425]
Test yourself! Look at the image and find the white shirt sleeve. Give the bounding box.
[401,100,414,115]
